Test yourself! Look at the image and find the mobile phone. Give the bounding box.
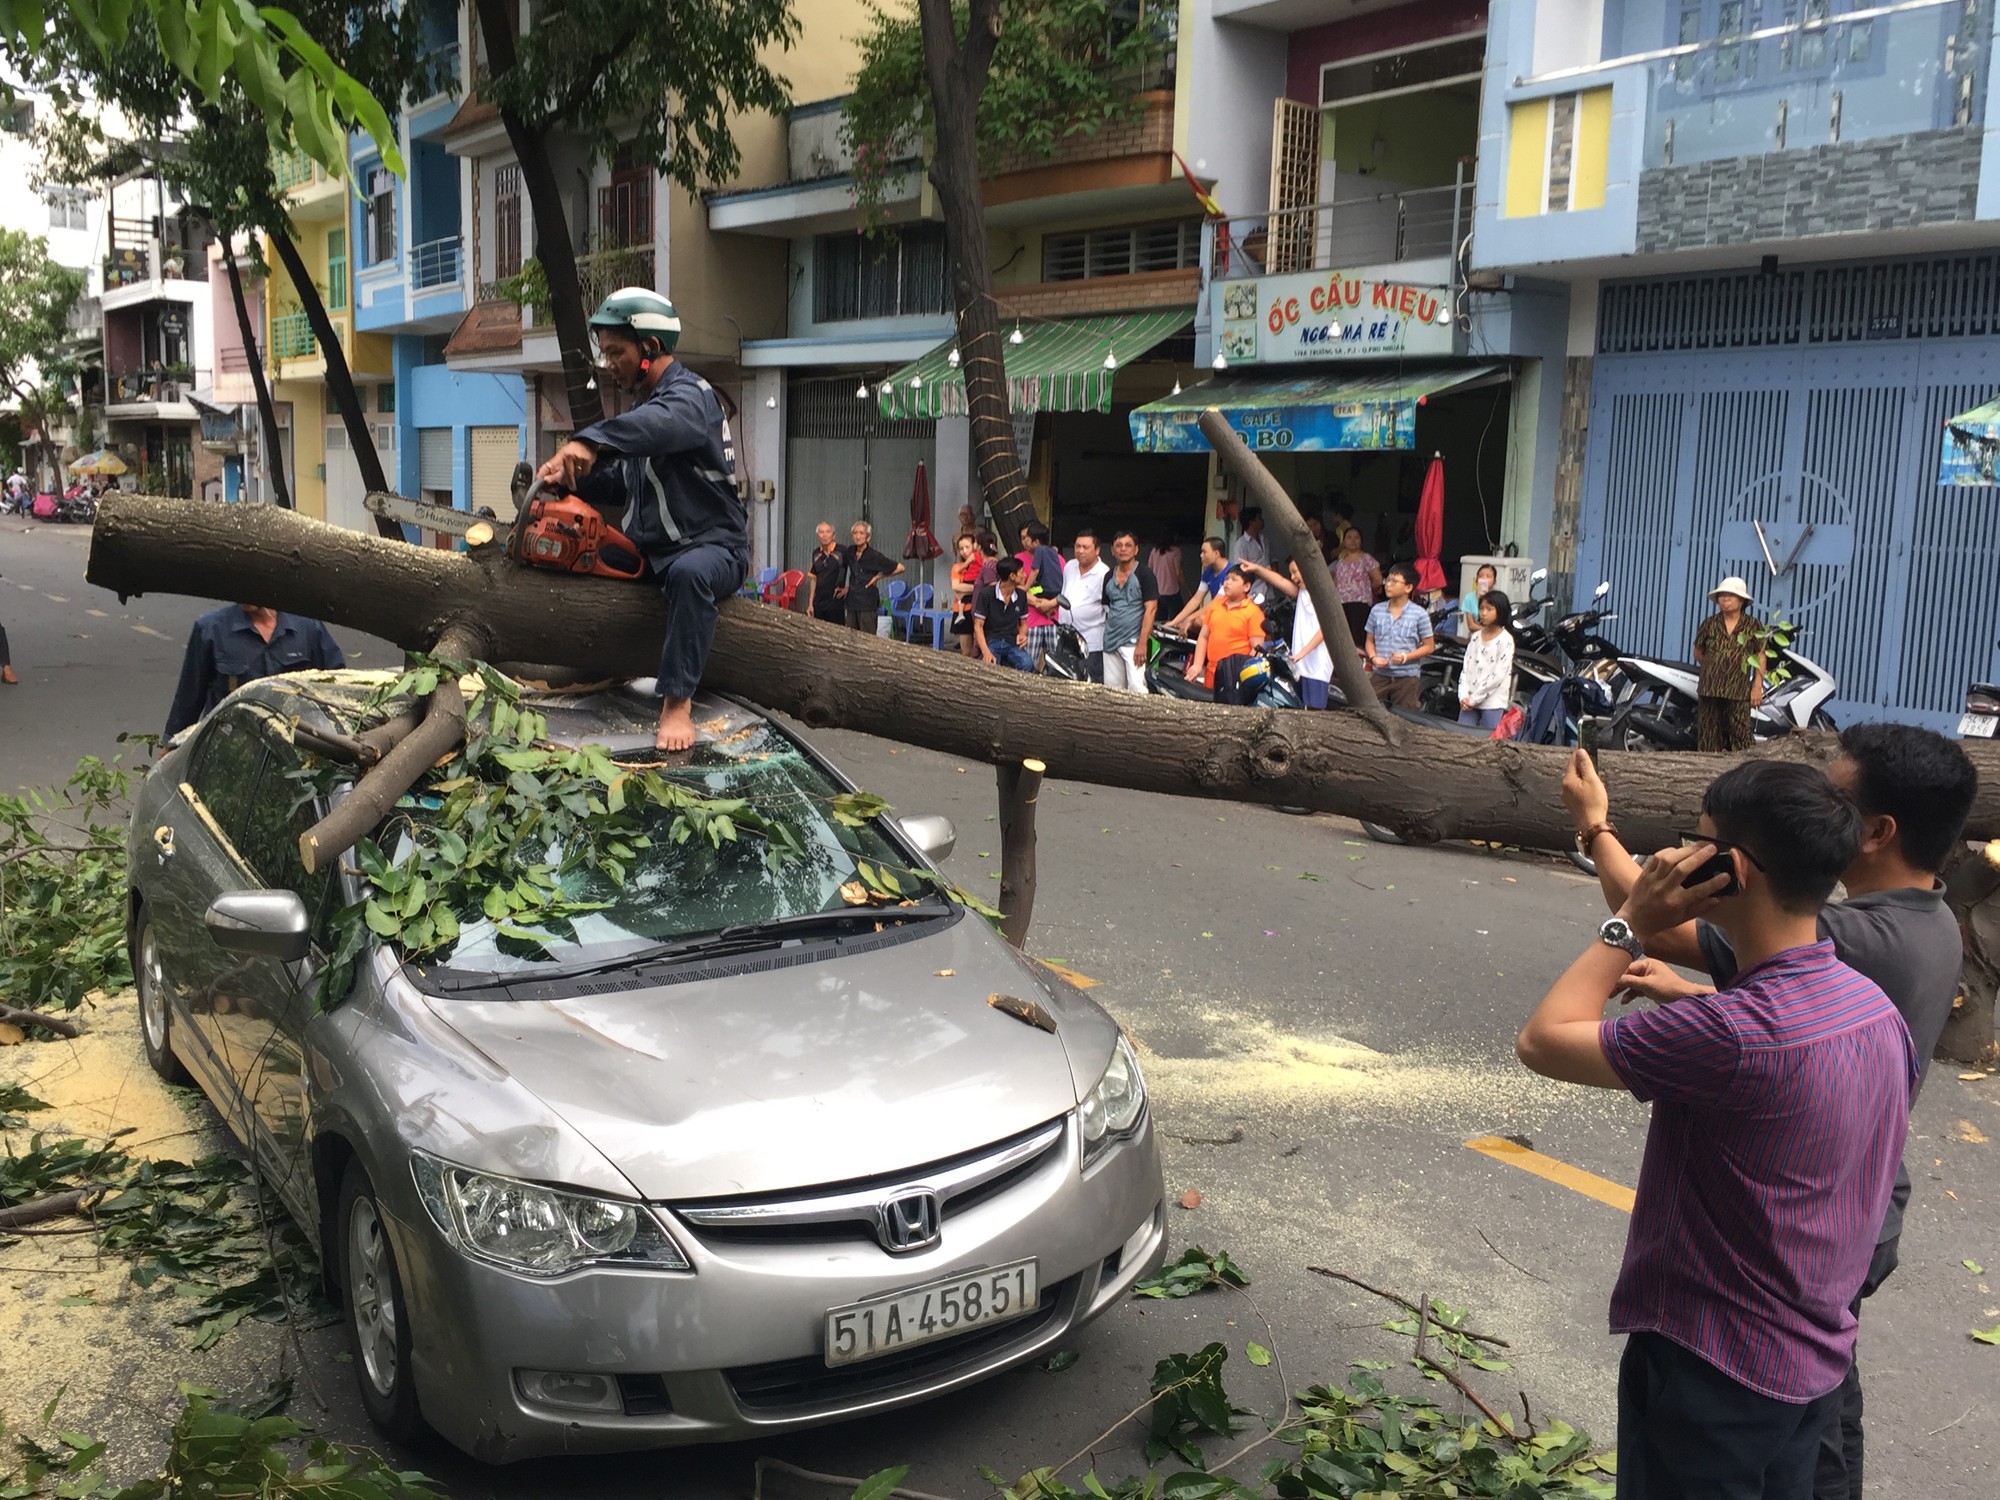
[1577,719,1603,764]
[1680,847,1740,897]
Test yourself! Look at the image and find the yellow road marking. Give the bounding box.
[44,593,67,602]
[1464,1135,1635,1214]
[1036,960,1100,989]
[86,608,107,617]
[132,624,167,639]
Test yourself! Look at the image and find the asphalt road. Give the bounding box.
[2,515,1995,1497]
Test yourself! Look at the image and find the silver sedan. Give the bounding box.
[125,676,1165,1461]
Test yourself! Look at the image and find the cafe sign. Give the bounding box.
[1213,261,1455,364]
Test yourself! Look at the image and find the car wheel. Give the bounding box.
[340,1161,424,1442]
[1361,821,1405,845]
[134,919,191,1085]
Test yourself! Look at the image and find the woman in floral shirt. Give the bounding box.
[1692,575,1766,751]
[1331,525,1382,645]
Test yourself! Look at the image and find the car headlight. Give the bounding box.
[1079,1035,1147,1164]
[411,1153,692,1277]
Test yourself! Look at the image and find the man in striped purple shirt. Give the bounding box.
[1517,761,1916,1499]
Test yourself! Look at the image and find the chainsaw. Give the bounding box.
[504,479,647,581]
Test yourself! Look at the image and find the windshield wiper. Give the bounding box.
[712,899,953,944]
[416,900,955,993]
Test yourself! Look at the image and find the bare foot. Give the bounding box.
[0,665,15,685]
[654,698,696,752]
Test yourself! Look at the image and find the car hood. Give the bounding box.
[422,915,1113,1200]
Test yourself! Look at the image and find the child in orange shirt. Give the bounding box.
[1186,567,1267,704]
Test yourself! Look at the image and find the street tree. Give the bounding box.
[842,0,1168,544]
[470,0,798,432]
[0,227,85,485]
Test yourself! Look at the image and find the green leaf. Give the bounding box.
[1044,1349,1080,1373]
[849,1468,909,1500]
[1973,1323,2000,1345]
[363,899,399,938]
[1965,1259,1985,1275]
[192,0,235,100]
[1245,1341,1271,1366]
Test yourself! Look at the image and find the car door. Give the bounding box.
[228,726,340,1228]
[152,706,270,1140]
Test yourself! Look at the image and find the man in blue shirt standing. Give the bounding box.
[537,288,749,751]
[164,604,345,738]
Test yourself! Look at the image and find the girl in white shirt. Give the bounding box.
[1458,590,1515,730]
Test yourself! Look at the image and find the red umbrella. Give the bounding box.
[903,460,943,560]
[1414,452,1447,594]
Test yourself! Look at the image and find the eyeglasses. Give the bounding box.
[1676,831,1765,870]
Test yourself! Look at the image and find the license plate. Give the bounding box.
[1958,713,1998,738]
[824,1258,1038,1367]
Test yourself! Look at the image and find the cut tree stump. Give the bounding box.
[997,758,1046,948]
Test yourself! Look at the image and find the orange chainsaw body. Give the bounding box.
[512,494,647,581]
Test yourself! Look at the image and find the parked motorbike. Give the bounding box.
[1038,621,1093,683]
[1959,681,2000,740]
[1144,626,1304,709]
[1609,634,1838,751]
[55,489,97,524]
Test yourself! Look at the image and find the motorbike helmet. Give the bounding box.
[589,287,681,354]
[1236,657,1272,691]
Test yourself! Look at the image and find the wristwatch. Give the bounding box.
[1576,820,1617,858]
[1597,917,1643,961]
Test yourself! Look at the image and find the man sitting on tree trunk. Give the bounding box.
[537,288,748,752]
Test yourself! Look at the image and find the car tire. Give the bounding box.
[134,918,191,1086]
[1361,821,1405,845]
[339,1160,424,1443]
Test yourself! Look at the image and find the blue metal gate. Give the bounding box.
[1580,256,2000,731]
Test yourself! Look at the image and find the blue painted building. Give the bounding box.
[350,2,527,517]
[1475,0,2000,730]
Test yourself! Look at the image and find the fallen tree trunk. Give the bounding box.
[86,495,2000,1056]
[84,494,2000,848]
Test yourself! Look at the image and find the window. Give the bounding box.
[493,164,522,280]
[326,227,347,312]
[1320,33,1487,108]
[45,189,88,231]
[235,739,335,933]
[1713,1,1748,85]
[2,100,33,134]
[812,223,950,322]
[188,710,268,849]
[1041,221,1200,283]
[365,167,397,266]
[377,383,396,414]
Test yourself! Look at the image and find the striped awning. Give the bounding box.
[878,307,1196,421]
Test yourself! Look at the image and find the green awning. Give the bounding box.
[1129,365,1506,454]
[878,307,1196,421]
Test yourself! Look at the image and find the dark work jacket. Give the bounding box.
[165,607,345,737]
[574,361,749,566]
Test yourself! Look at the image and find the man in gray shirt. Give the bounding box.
[1563,723,1977,1500]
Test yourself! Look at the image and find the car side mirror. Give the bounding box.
[897,814,957,862]
[205,890,312,963]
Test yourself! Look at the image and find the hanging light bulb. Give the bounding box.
[1009,322,1024,345]
[1102,349,1118,371]
[1171,377,1182,396]
[765,394,778,409]
[855,380,870,400]
[1212,351,1228,371]
[946,346,961,368]
[910,373,923,388]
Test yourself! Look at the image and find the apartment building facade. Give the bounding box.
[1476,0,2000,730]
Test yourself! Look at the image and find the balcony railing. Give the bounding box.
[1210,174,1473,281]
[271,149,321,191]
[418,43,461,99]
[577,243,656,309]
[111,367,191,404]
[272,310,317,360]
[412,235,463,290]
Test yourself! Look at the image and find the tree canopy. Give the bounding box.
[0,226,84,402]
[0,0,402,175]
[841,0,1168,219]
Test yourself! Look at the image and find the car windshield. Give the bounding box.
[385,721,938,978]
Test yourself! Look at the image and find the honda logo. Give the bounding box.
[875,1190,941,1254]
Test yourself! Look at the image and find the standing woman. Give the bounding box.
[1458,590,1514,729]
[1692,575,1765,752]
[948,531,985,658]
[1460,562,1497,642]
[1148,536,1185,623]
[1331,524,1383,646]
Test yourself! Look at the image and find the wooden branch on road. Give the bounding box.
[997,757,1045,947]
